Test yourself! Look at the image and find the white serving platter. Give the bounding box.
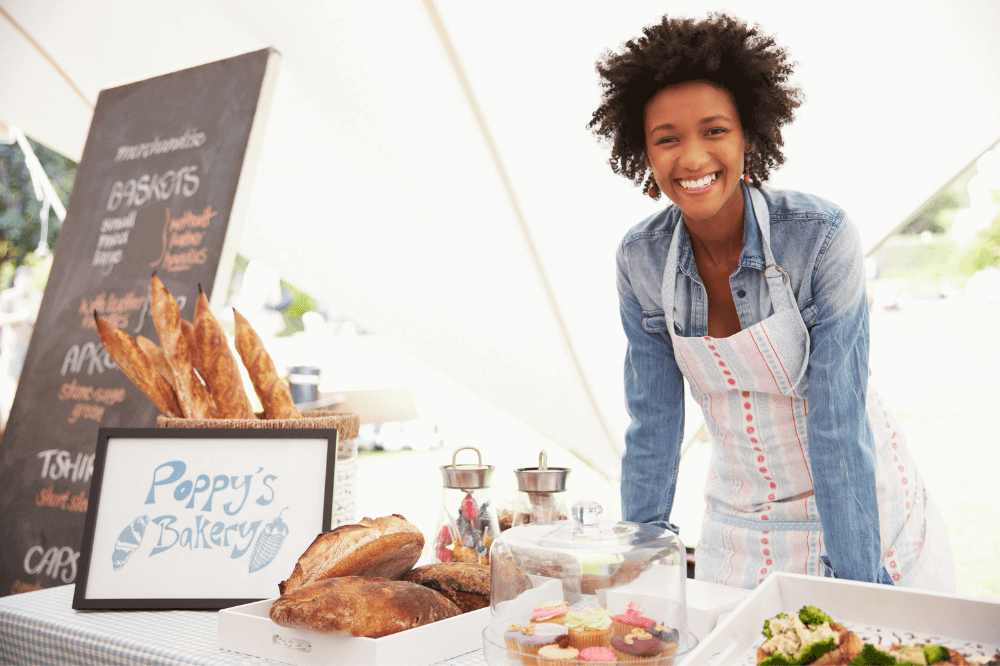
[682,573,1000,666]
[218,597,489,666]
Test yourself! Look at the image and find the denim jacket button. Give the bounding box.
[737,289,747,298]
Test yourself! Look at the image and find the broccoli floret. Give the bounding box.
[759,652,797,666]
[922,645,949,664]
[799,637,837,664]
[798,605,833,627]
[850,644,898,665]
[762,613,789,639]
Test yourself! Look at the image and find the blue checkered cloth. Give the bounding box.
[0,585,487,666]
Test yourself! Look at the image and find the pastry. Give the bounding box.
[566,608,613,650]
[537,636,579,666]
[516,623,569,665]
[399,562,489,613]
[503,622,524,654]
[233,308,300,419]
[149,273,215,418]
[531,600,570,625]
[268,576,460,638]
[94,313,182,417]
[611,628,663,662]
[278,514,424,595]
[192,285,255,419]
[611,601,655,634]
[579,646,616,662]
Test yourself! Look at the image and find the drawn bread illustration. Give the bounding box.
[233,308,300,420]
[250,509,290,573]
[94,314,182,418]
[193,285,255,419]
[112,515,149,571]
[149,273,216,419]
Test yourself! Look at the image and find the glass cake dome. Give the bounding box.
[483,500,695,665]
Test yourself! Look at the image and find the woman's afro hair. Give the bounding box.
[588,12,802,193]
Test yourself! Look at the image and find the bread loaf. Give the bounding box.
[233,308,300,420]
[94,314,182,418]
[279,515,424,595]
[192,286,255,419]
[400,562,490,613]
[269,576,461,638]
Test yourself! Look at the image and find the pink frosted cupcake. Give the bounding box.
[610,601,655,634]
[531,600,570,625]
[579,646,616,662]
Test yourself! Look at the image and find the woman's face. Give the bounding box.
[644,80,749,235]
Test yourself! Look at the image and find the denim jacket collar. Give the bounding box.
[676,182,767,284]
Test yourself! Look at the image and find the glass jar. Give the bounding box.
[434,446,501,564]
[513,449,570,526]
[484,501,695,665]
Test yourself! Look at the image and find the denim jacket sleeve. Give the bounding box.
[804,213,894,585]
[617,238,685,533]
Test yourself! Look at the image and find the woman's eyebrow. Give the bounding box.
[649,114,734,132]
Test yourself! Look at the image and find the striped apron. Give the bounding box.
[662,189,955,592]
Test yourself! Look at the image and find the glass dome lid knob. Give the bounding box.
[572,500,602,526]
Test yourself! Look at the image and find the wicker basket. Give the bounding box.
[156,410,360,526]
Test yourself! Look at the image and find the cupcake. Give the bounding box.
[611,628,663,663]
[531,600,570,625]
[504,622,524,655]
[579,646,616,663]
[565,608,613,650]
[516,622,569,666]
[537,636,579,666]
[610,601,655,634]
[649,624,680,662]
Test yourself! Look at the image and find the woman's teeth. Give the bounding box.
[679,173,717,190]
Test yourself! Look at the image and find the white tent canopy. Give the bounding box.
[2,0,999,479]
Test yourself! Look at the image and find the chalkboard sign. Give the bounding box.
[0,48,280,597]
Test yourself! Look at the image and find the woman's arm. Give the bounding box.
[617,240,686,532]
[804,214,893,584]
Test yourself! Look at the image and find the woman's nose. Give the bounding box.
[678,140,710,170]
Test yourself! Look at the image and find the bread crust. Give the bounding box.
[279,515,424,595]
[192,286,255,419]
[95,314,182,417]
[269,576,461,638]
[149,274,215,418]
[232,308,300,419]
[400,562,490,612]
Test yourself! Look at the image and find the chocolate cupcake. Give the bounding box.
[611,628,663,663]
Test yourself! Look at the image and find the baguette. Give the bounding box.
[279,515,424,595]
[232,308,300,420]
[135,335,176,391]
[149,274,215,419]
[269,576,461,638]
[95,314,182,417]
[192,286,255,419]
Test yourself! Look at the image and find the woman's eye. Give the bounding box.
[655,136,677,145]
[708,128,728,136]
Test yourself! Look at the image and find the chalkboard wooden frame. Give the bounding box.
[73,427,336,610]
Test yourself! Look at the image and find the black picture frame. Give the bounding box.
[73,427,337,611]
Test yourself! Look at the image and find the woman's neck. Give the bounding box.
[684,193,745,272]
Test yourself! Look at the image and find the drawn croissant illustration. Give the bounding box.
[111,515,149,571]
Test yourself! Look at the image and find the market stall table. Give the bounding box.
[0,585,486,666]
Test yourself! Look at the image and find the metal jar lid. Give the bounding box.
[440,446,494,490]
[514,449,570,493]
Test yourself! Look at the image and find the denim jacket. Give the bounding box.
[617,182,893,585]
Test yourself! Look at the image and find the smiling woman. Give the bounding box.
[589,12,957,594]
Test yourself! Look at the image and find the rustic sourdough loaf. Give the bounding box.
[278,514,424,595]
[269,576,461,637]
[400,562,490,613]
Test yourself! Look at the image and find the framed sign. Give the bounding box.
[73,427,335,610]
